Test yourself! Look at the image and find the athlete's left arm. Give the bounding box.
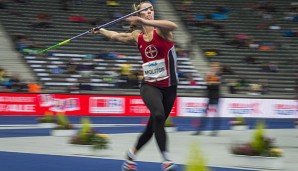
[127,16,177,31]
[144,20,177,31]
[126,16,177,41]
[146,20,177,41]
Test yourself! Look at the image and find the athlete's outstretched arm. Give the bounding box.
[90,28,138,44]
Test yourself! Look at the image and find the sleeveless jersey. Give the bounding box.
[137,28,178,87]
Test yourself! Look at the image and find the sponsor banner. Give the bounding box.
[0,93,38,114]
[220,98,269,118]
[0,93,296,118]
[270,99,298,118]
[178,98,297,118]
[89,97,124,114]
[178,97,208,117]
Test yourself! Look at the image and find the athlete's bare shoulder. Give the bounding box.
[131,30,142,42]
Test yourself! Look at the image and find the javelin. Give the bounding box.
[37,5,152,54]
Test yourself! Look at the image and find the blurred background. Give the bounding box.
[0,0,297,170]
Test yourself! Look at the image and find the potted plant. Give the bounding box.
[229,116,248,130]
[164,116,177,132]
[69,117,109,155]
[36,111,57,128]
[185,142,210,171]
[230,121,283,170]
[51,112,76,137]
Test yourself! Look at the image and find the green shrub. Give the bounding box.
[69,117,109,150]
[54,112,74,130]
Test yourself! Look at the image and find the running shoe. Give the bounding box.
[162,161,176,171]
[122,160,137,171]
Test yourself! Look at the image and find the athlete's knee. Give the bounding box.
[153,113,165,124]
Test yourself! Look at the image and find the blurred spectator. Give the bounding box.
[261,62,279,72]
[221,64,234,75]
[182,0,193,5]
[260,80,270,95]
[96,50,125,59]
[258,42,278,51]
[177,70,186,78]
[31,13,52,29]
[0,74,12,89]
[255,1,276,12]
[215,24,227,38]
[67,80,80,93]
[238,77,249,88]
[60,0,70,10]
[290,2,298,12]
[227,79,238,94]
[235,33,249,48]
[203,49,221,59]
[128,69,140,89]
[69,13,89,23]
[248,83,262,95]
[10,73,25,91]
[77,61,95,78]
[175,45,189,57]
[106,0,119,7]
[103,68,120,87]
[13,34,43,55]
[283,29,298,37]
[226,33,250,48]
[192,62,222,136]
[51,64,65,74]
[0,67,5,77]
[110,10,125,19]
[27,80,42,93]
[186,73,197,86]
[215,5,230,14]
[0,0,6,9]
[119,63,132,88]
[244,55,258,64]
[79,79,92,91]
[66,59,77,74]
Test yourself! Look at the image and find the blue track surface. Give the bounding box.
[0,116,295,171]
[0,116,295,138]
[0,151,256,171]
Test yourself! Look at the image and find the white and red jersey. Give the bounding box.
[137,28,178,87]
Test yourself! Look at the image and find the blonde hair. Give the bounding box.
[128,1,152,32]
[132,1,152,11]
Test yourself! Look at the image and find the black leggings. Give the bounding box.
[135,84,177,153]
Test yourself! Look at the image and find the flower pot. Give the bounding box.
[165,126,177,133]
[231,154,284,170]
[38,123,56,128]
[51,129,77,137]
[230,125,248,131]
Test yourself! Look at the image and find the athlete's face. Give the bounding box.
[139,3,154,20]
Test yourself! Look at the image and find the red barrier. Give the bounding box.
[0,93,177,116]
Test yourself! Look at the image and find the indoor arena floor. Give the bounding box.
[0,116,297,171]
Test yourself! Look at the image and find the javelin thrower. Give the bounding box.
[90,1,179,171]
